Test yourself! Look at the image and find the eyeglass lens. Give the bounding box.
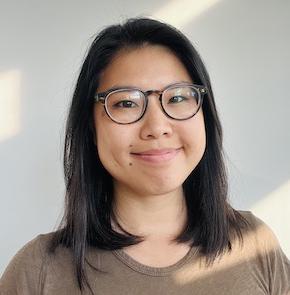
[105,86,201,124]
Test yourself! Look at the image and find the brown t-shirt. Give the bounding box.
[1,211,289,295]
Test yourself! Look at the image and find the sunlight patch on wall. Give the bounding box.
[153,0,221,28]
[0,70,21,142]
[250,179,290,257]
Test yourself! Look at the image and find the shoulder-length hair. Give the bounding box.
[49,17,248,293]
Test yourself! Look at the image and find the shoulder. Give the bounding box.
[237,210,280,249]
[236,210,285,256]
[9,232,55,266]
[238,209,267,228]
[0,232,56,294]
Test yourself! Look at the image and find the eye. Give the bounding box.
[168,96,187,103]
[113,100,139,108]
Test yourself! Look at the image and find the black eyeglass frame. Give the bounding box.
[94,82,207,124]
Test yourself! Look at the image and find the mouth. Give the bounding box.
[130,148,182,163]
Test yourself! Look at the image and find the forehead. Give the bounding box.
[97,45,192,92]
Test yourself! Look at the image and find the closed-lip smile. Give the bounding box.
[130,148,182,163]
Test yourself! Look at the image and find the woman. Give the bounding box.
[1,18,289,295]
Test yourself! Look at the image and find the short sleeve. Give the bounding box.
[265,234,290,295]
[0,235,48,295]
[270,246,290,295]
[244,212,290,295]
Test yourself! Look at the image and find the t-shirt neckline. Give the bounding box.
[112,244,198,276]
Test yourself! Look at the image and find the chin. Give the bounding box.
[138,180,184,196]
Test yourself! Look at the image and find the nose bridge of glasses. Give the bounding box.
[144,89,163,102]
[141,89,169,122]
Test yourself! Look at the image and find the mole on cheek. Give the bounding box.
[129,146,133,166]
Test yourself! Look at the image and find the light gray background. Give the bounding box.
[0,0,289,274]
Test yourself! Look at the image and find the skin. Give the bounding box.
[93,45,206,266]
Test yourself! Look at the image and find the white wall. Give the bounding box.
[1,0,289,274]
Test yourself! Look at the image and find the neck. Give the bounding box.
[111,183,187,242]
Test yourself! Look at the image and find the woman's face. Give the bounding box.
[93,45,206,197]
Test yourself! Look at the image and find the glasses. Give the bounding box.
[94,82,207,124]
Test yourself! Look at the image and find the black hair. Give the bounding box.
[48,17,248,293]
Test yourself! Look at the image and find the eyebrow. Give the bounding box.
[103,80,193,92]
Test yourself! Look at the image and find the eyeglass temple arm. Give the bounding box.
[94,93,106,104]
[198,87,207,94]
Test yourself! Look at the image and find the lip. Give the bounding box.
[131,148,182,163]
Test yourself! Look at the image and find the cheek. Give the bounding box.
[96,127,121,175]
[94,110,135,170]
[182,113,206,152]
[94,108,113,164]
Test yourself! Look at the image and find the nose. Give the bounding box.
[139,93,173,140]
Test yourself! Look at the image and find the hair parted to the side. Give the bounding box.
[48,17,249,293]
